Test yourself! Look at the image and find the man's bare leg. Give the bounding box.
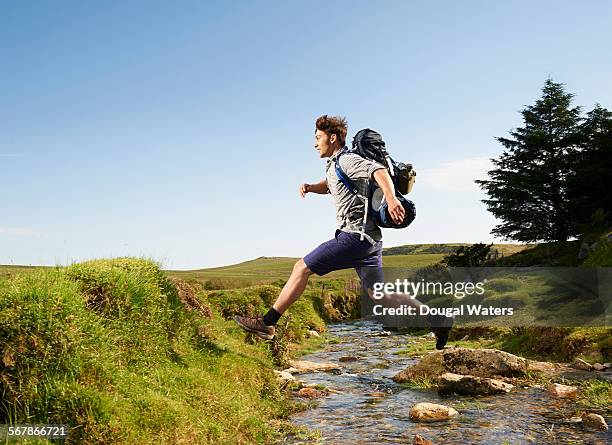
[233,258,312,339]
[272,258,313,313]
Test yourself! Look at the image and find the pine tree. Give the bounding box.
[476,79,582,242]
[566,104,612,235]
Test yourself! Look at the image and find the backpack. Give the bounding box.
[351,128,416,195]
[334,129,416,233]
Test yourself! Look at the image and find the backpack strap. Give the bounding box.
[333,151,370,241]
[334,159,359,195]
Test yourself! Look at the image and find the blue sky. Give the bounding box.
[2,1,611,269]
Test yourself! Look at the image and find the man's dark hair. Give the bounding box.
[316,115,348,146]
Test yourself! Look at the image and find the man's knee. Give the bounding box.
[295,258,313,277]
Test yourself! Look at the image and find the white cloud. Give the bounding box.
[417,157,493,192]
[0,226,47,237]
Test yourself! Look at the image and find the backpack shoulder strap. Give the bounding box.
[333,151,359,196]
[333,151,370,241]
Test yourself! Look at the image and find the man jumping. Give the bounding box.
[233,115,451,349]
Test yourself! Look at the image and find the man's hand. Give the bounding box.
[299,183,310,198]
[387,196,405,224]
[299,179,328,197]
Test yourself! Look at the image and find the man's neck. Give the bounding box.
[330,145,344,158]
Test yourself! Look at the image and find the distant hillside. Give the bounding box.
[0,264,49,278]
[165,243,532,287]
[382,243,533,257]
[167,252,445,287]
[0,244,532,283]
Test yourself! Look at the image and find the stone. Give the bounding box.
[581,412,608,431]
[273,370,295,386]
[367,392,387,398]
[368,330,391,337]
[393,347,528,383]
[409,402,459,422]
[438,372,514,396]
[339,355,359,362]
[296,387,325,398]
[547,383,579,398]
[573,358,593,371]
[324,387,342,394]
[592,363,606,371]
[307,329,320,338]
[526,360,561,373]
[285,360,341,374]
[413,434,435,445]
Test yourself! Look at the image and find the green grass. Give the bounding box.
[396,326,612,365]
[576,379,612,411]
[490,240,583,266]
[491,326,612,362]
[0,247,449,444]
[583,238,612,266]
[0,257,345,444]
[398,377,437,390]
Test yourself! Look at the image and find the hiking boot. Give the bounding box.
[233,315,276,340]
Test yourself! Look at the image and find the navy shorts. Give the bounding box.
[303,229,384,290]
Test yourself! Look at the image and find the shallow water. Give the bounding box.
[286,320,611,445]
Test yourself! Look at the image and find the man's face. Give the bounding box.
[314,129,337,158]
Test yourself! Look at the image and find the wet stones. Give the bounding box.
[366,391,387,398]
[338,355,360,362]
[393,347,528,383]
[409,402,459,422]
[573,358,593,370]
[525,360,563,373]
[592,362,609,371]
[368,330,391,337]
[413,434,436,444]
[546,383,579,398]
[437,372,514,396]
[296,387,326,398]
[571,358,611,372]
[284,359,341,374]
[439,347,528,377]
[273,370,295,387]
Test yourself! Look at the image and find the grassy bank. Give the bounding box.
[0,258,357,444]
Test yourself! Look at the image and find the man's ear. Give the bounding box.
[330,134,336,144]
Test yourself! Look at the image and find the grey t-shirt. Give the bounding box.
[325,148,386,244]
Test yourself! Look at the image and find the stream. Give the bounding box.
[286,320,611,445]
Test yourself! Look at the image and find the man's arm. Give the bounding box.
[299,179,328,197]
[373,169,405,224]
